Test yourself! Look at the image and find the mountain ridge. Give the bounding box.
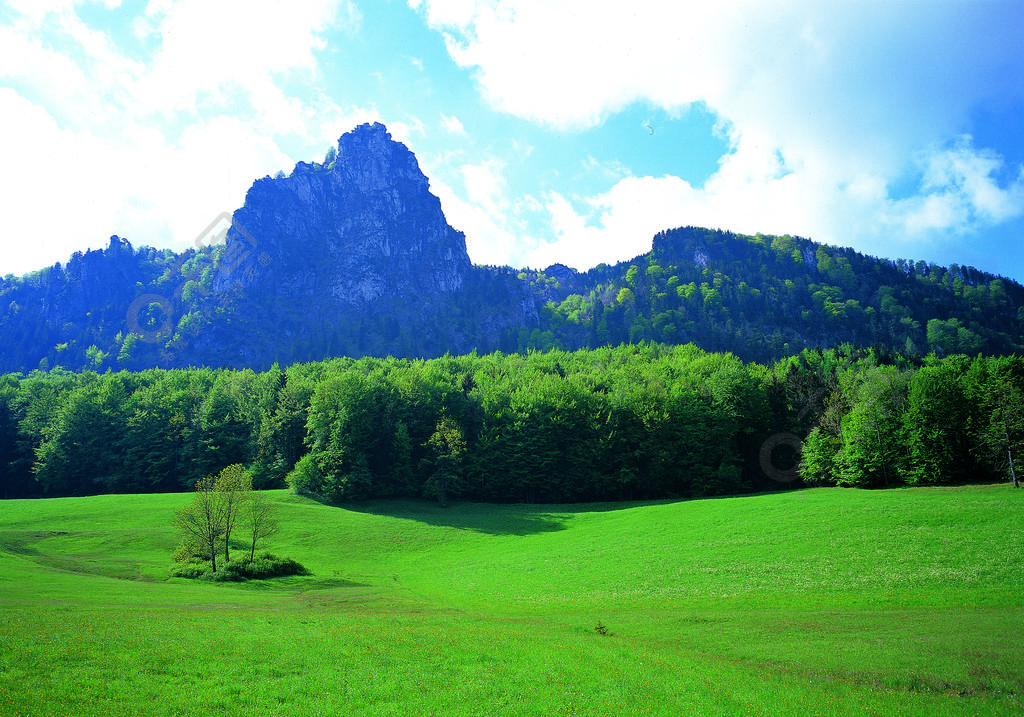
[0,122,1021,373]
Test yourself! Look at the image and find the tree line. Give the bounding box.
[4,226,1023,375]
[1,343,1020,503]
[794,352,1022,488]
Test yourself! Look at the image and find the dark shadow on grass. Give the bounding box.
[236,576,370,591]
[297,577,370,590]
[310,497,688,536]
[1,530,157,581]
[287,497,568,536]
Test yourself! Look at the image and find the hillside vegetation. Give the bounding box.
[519,226,1024,361]
[1,486,1021,715]
[3,344,1022,501]
[2,223,1022,373]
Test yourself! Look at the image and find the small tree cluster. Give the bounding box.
[174,464,280,573]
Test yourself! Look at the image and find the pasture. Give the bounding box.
[1,485,1021,715]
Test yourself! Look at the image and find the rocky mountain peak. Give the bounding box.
[337,122,415,168]
[213,123,470,311]
[331,122,430,195]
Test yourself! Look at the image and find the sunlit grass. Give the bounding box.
[1,485,1022,715]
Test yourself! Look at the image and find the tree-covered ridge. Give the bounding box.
[0,234,531,373]
[4,225,1021,374]
[794,351,1023,489]
[0,235,228,373]
[2,344,1020,502]
[516,226,1024,363]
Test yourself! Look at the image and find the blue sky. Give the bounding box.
[1,0,1023,284]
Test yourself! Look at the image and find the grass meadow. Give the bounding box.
[1,484,1022,715]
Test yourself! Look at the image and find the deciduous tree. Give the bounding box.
[213,464,251,563]
[175,474,226,572]
[243,490,280,561]
[426,415,465,505]
[974,356,1024,488]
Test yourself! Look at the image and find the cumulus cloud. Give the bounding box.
[0,89,293,274]
[136,0,359,133]
[440,112,466,135]
[428,157,544,267]
[413,0,1024,267]
[884,140,1024,236]
[530,179,699,270]
[0,0,359,276]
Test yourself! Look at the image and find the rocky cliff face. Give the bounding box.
[193,123,535,364]
[0,123,539,372]
[213,123,471,319]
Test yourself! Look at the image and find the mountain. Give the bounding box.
[518,226,1024,362]
[214,123,471,305]
[0,124,536,372]
[0,123,1022,373]
[183,122,535,366]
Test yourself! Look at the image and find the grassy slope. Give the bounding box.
[0,485,1021,716]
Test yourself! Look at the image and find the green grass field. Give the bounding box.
[1,485,1021,716]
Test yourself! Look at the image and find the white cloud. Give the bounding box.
[413,0,1024,267]
[0,89,293,276]
[530,186,677,270]
[0,0,360,275]
[461,159,507,213]
[0,90,120,274]
[136,0,359,116]
[440,112,465,135]
[428,157,544,267]
[0,9,145,132]
[883,140,1024,238]
[527,135,1024,272]
[920,141,1024,224]
[389,116,426,144]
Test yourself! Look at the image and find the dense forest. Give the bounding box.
[2,226,1023,374]
[2,344,1019,502]
[515,227,1024,362]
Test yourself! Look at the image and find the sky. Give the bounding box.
[1,0,1023,283]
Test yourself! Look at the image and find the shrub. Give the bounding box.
[286,454,324,497]
[169,559,209,579]
[169,552,307,582]
[172,538,208,564]
[229,552,308,580]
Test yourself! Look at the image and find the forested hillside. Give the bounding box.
[2,344,1020,501]
[1,124,1022,373]
[3,226,1022,372]
[516,226,1024,362]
